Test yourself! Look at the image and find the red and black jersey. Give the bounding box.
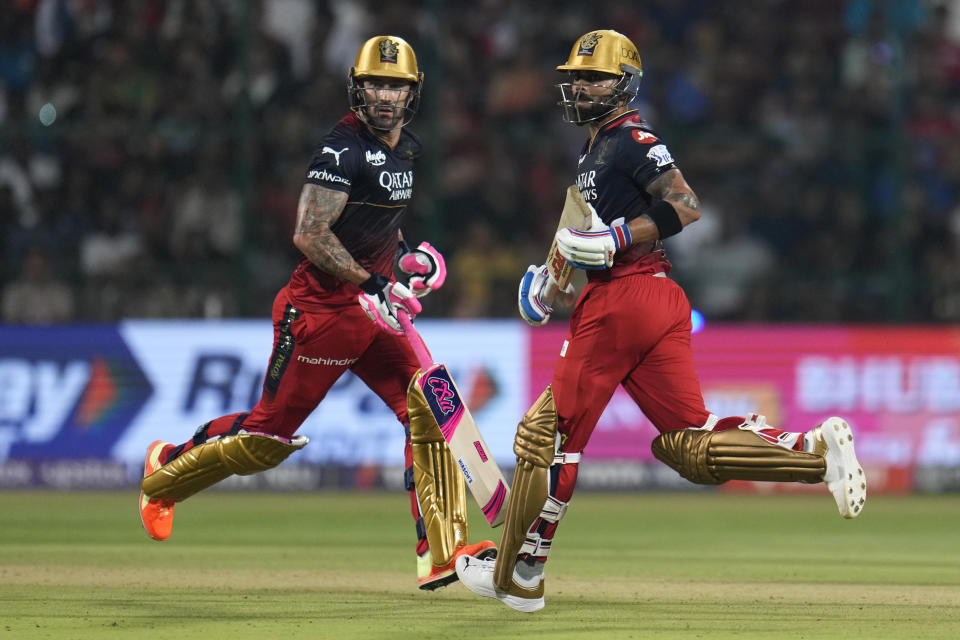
[575,110,675,277]
[288,113,421,308]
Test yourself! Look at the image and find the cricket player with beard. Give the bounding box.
[137,35,494,591]
[456,29,866,612]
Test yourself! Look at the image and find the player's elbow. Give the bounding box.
[682,207,701,227]
[292,232,311,255]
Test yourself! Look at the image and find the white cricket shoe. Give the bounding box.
[812,417,866,518]
[455,554,545,613]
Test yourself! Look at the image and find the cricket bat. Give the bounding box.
[542,185,593,306]
[397,312,509,527]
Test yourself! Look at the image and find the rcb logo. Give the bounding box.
[577,32,602,56]
[379,38,399,63]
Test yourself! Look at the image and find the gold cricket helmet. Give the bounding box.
[352,35,420,82]
[556,30,643,125]
[349,36,424,130]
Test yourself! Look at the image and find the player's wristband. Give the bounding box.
[359,273,390,295]
[610,223,632,250]
[646,199,683,239]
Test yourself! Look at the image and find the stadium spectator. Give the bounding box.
[2,246,74,324]
[0,0,957,324]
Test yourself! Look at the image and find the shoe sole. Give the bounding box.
[498,590,545,613]
[419,541,498,591]
[455,556,545,612]
[419,567,457,591]
[820,418,866,518]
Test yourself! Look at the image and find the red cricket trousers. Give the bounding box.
[162,285,425,547]
[207,285,419,439]
[552,273,711,454]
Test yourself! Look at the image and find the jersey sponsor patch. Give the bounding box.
[365,149,386,166]
[306,168,351,186]
[379,169,414,200]
[646,144,674,167]
[631,130,658,144]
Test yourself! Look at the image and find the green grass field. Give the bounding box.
[1,491,958,639]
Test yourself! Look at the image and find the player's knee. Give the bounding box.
[514,386,558,467]
[651,429,719,485]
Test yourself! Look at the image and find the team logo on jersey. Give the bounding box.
[631,130,658,145]
[365,149,386,166]
[577,32,602,56]
[379,39,399,63]
[646,144,674,167]
[322,146,349,166]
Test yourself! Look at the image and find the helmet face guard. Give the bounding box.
[555,30,643,125]
[348,74,422,131]
[347,36,423,130]
[556,70,640,125]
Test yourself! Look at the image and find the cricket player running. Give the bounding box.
[138,35,494,590]
[456,29,866,612]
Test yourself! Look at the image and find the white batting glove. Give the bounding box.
[555,208,632,270]
[518,264,554,326]
[358,273,422,335]
[397,241,446,298]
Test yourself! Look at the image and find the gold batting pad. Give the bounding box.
[494,386,557,591]
[652,428,825,485]
[141,432,308,501]
[408,373,468,566]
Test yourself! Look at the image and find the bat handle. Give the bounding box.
[540,279,559,308]
[397,311,434,370]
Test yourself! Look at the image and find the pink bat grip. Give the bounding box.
[397,311,433,370]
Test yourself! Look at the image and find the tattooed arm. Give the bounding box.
[621,168,702,244]
[292,184,371,285]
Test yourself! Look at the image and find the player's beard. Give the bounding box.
[572,98,615,125]
[364,102,406,131]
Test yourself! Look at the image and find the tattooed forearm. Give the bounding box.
[623,168,703,243]
[665,190,700,212]
[647,169,698,208]
[293,184,368,283]
[645,167,701,227]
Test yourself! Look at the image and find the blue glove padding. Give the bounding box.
[518,264,554,327]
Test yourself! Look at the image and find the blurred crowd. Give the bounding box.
[2,0,959,324]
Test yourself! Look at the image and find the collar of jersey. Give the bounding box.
[587,109,640,154]
[600,109,640,132]
[349,112,418,156]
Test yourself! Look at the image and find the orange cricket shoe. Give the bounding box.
[138,440,176,541]
[418,540,498,591]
